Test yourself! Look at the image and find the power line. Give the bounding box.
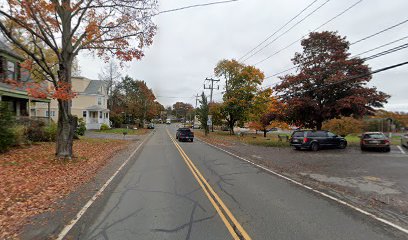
[280,60,408,99]
[253,0,363,66]
[354,35,408,57]
[159,0,239,14]
[241,0,332,62]
[265,36,408,79]
[238,0,319,61]
[350,18,408,45]
[204,77,220,103]
[364,42,408,60]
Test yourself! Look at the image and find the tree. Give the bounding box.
[275,31,389,130]
[322,117,364,137]
[115,76,157,126]
[214,59,264,134]
[248,88,284,137]
[196,92,209,135]
[172,102,194,121]
[99,60,122,109]
[0,1,157,159]
[208,102,224,130]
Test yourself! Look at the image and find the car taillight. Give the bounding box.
[303,137,309,143]
[383,140,390,144]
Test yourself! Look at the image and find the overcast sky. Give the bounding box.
[78,0,408,111]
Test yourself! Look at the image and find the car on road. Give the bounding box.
[290,130,347,151]
[360,132,390,152]
[166,119,171,124]
[147,123,155,129]
[176,128,194,142]
[402,134,408,148]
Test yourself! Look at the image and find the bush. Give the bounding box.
[0,103,15,152]
[322,116,364,137]
[26,120,48,142]
[100,123,109,131]
[75,118,86,136]
[12,125,28,146]
[44,122,58,141]
[24,120,57,142]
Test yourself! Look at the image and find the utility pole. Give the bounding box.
[195,94,200,108]
[204,77,220,103]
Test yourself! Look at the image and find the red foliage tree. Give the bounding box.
[275,31,389,130]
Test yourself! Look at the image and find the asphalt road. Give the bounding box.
[73,125,405,240]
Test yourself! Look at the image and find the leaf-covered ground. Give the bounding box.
[0,138,130,239]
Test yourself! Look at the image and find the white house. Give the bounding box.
[33,77,110,130]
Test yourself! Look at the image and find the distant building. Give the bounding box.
[0,40,50,119]
[33,77,110,129]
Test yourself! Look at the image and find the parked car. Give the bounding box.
[176,128,194,142]
[193,124,201,129]
[147,123,155,129]
[360,132,390,152]
[402,134,408,148]
[166,119,171,124]
[290,130,347,151]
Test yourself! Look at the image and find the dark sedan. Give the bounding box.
[360,132,390,152]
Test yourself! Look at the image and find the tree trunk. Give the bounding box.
[263,129,267,138]
[316,120,323,130]
[228,118,235,135]
[56,100,76,159]
[55,57,75,159]
[54,6,76,159]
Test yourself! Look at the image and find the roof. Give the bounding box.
[0,82,50,102]
[84,80,105,94]
[0,81,26,93]
[0,40,24,61]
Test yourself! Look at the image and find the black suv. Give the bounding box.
[290,130,347,151]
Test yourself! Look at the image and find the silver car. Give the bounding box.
[402,134,408,148]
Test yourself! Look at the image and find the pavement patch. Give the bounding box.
[301,173,401,195]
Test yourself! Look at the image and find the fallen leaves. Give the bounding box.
[0,138,130,239]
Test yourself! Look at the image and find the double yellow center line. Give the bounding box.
[166,129,251,240]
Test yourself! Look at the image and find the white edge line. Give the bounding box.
[397,145,406,155]
[197,137,408,235]
[55,133,152,240]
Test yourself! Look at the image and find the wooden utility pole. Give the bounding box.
[204,78,220,103]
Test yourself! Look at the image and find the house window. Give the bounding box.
[46,110,49,117]
[51,111,55,117]
[98,97,102,105]
[83,111,87,118]
[99,112,102,118]
[7,61,15,80]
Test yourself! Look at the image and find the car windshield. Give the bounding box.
[178,128,191,132]
[363,133,386,139]
[292,132,304,137]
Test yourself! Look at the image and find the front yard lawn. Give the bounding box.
[94,128,150,135]
[195,130,291,147]
[0,138,130,239]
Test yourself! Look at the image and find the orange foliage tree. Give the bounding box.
[214,59,265,135]
[0,0,157,159]
[248,88,287,137]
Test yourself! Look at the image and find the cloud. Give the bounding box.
[78,0,408,111]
